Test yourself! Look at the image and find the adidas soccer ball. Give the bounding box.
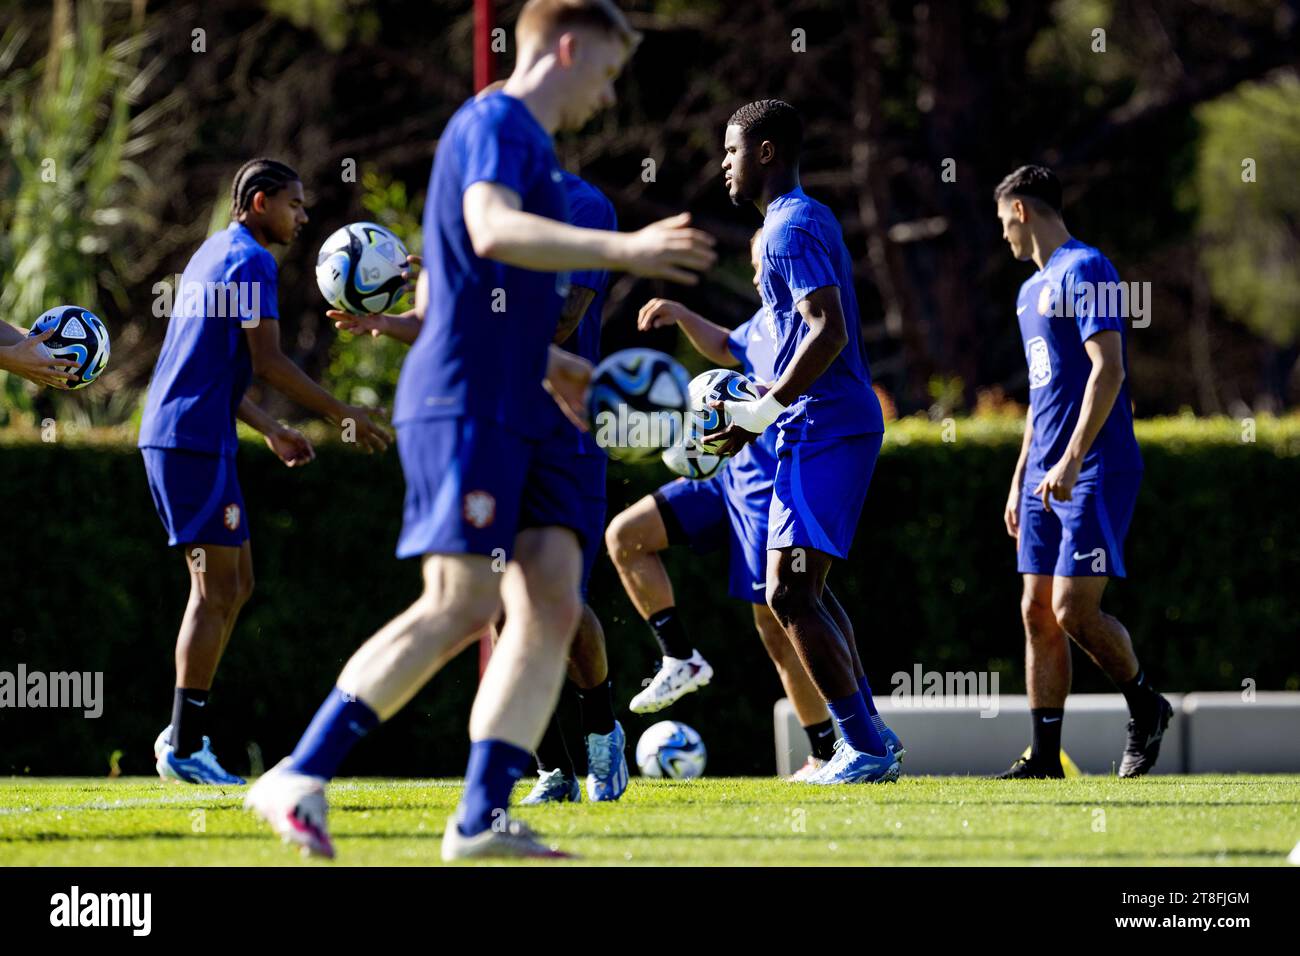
[588,348,690,463]
[315,221,409,315]
[636,720,707,779]
[28,305,111,390]
[688,368,760,455]
[661,438,725,480]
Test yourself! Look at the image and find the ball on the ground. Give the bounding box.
[315,221,409,315]
[688,368,760,455]
[636,720,707,779]
[587,348,690,463]
[28,305,111,390]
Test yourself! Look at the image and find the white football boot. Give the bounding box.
[244,758,334,859]
[441,815,571,861]
[629,651,714,714]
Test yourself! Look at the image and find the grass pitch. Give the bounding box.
[2,775,1297,866]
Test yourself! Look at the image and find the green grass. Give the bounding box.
[2,775,1297,866]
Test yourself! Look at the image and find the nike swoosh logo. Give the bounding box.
[1041,716,1061,723]
[1072,552,1092,561]
[1017,305,1028,315]
[185,699,206,707]
[752,582,766,590]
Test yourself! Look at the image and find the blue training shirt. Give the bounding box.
[551,171,617,457]
[138,222,279,456]
[1017,237,1143,487]
[759,185,882,441]
[395,92,569,439]
[720,309,780,511]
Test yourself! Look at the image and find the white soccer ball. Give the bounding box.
[315,221,409,315]
[688,368,761,455]
[661,439,725,480]
[587,348,691,464]
[636,720,707,780]
[28,305,111,390]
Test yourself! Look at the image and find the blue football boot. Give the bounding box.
[519,768,582,805]
[807,738,900,785]
[157,735,246,785]
[585,720,629,801]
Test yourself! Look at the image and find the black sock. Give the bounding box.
[171,688,209,756]
[647,607,693,660]
[805,719,836,761]
[575,679,616,738]
[534,687,575,777]
[1030,708,1064,764]
[1119,668,1159,720]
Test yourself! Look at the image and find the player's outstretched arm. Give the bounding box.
[1033,330,1125,508]
[237,395,316,467]
[463,182,716,283]
[0,324,78,388]
[245,319,392,453]
[328,257,425,346]
[636,298,738,367]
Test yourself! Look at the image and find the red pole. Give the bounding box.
[475,0,496,676]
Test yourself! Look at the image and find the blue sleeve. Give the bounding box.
[569,194,617,295]
[1067,256,1123,343]
[459,109,538,200]
[767,224,838,304]
[726,318,753,367]
[232,251,279,322]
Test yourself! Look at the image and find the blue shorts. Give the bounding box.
[1018,471,1141,578]
[141,448,248,548]
[769,432,882,560]
[654,476,768,604]
[395,416,588,562]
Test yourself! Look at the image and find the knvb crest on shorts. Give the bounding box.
[463,490,496,529]
[223,503,241,532]
[1027,336,1052,389]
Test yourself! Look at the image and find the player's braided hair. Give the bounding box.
[994,165,1063,213]
[230,158,300,218]
[727,99,803,163]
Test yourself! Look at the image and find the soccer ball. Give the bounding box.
[28,305,111,390]
[588,348,690,463]
[315,221,409,315]
[636,720,707,779]
[688,368,760,455]
[661,438,725,480]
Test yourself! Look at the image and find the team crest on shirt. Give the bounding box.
[1027,336,1052,389]
[463,491,496,529]
[223,503,241,531]
[1037,283,1058,316]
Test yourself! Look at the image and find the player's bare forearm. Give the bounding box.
[465,185,623,272]
[384,311,422,345]
[236,395,285,437]
[0,320,23,348]
[1064,331,1125,464]
[554,286,597,345]
[246,322,349,424]
[1012,409,1034,487]
[678,311,738,367]
[768,287,847,407]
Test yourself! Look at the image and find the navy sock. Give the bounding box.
[457,739,533,837]
[1118,668,1159,720]
[1030,708,1064,763]
[647,607,693,660]
[856,674,880,717]
[575,679,616,738]
[804,719,836,761]
[827,691,887,757]
[288,687,380,780]
[171,687,209,756]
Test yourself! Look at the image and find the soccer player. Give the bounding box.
[137,157,391,785]
[705,99,897,785]
[607,229,898,780]
[993,164,1171,779]
[331,170,629,806]
[246,0,715,860]
[0,323,78,387]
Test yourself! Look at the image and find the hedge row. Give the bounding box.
[1,417,1297,775]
